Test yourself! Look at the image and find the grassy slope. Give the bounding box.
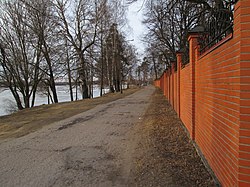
[0,88,140,141]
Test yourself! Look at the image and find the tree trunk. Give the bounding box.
[49,76,58,103]
[24,94,30,108]
[66,53,73,101]
[1,44,24,110]
[100,58,104,96]
[41,37,58,103]
[120,67,123,94]
[100,36,104,97]
[31,41,42,107]
[68,75,74,102]
[10,87,24,110]
[153,55,158,79]
[47,87,50,104]
[78,52,89,99]
[31,85,37,107]
[75,80,78,101]
[82,80,89,99]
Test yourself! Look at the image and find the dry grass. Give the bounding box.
[0,88,140,141]
[134,88,216,187]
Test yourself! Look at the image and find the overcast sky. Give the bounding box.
[126,0,146,56]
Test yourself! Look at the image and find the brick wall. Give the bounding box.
[154,1,250,186]
[180,64,192,135]
[195,32,240,187]
[239,1,250,186]
[174,72,177,111]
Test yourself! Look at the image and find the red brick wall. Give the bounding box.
[164,72,167,97]
[170,70,173,106]
[180,64,192,135]
[154,1,250,186]
[155,80,160,88]
[174,72,177,111]
[167,70,170,101]
[239,1,250,186]
[195,34,240,187]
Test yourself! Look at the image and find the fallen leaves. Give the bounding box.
[134,88,216,187]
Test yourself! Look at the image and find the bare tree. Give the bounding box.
[55,0,100,99]
[97,0,112,96]
[21,0,62,103]
[105,24,121,92]
[145,0,202,58]
[64,39,74,101]
[0,0,137,113]
[120,42,137,90]
[0,1,43,109]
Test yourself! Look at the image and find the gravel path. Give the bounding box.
[0,86,155,187]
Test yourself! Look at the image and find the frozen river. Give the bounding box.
[0,85,107,116]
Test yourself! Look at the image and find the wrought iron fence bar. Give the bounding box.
[199,23,233,54]
[198,1,236,55]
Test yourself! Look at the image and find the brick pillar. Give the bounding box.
[162,74,164,90]
[176,52,182,117]
[166,69,169,100]
[162,72,165,95]
[238,1,250,186]
[164,71,167,97]
[168,68,171,102]
[171,61,175,107]
[188,34,199,140]
[163,72,165,96]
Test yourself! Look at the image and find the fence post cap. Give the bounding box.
[176,49,185,55]
[188,26,204,41]
[189,25,205,34]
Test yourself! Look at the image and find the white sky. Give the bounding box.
[126,0,146,56]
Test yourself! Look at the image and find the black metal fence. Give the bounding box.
[181,50,189,67]
[199,0,238,54]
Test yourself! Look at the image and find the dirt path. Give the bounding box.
[0,86,154,187]
[0,88,140,141]
[0,86,217,187]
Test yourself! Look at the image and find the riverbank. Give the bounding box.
[0,88,140,142]
[0,85,110,116]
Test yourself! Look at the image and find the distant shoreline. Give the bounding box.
[0,81,100,88]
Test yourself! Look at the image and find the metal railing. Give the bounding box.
[199,1,237,54]
[181,50,189,67]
